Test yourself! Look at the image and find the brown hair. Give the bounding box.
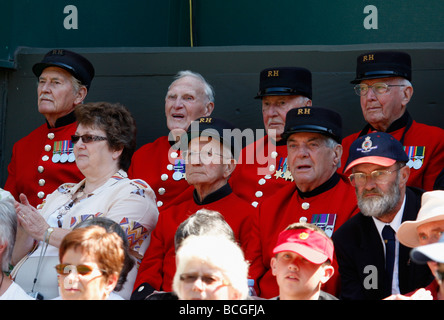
[59,225,125,281]
[74,102,137,171]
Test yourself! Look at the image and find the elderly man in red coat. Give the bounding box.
[128,70,215,211]
[131,117,254,299]
[246,106,359,299]
[4,49,94,207]
[341,51,444,191]
[230,67,313,208]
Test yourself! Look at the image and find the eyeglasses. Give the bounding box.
[71,134,107,144]
[179,273,228,286]
[354,83,405,96]
[348,165,404,187]
[55,264,106,276]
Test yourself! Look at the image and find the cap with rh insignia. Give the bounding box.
[182,117,241,160]
[32,49,95,89]
[351,50,411,84]
[281,106,342,143]
[255,67,312,100]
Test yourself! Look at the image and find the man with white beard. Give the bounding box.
[332,131,433,300]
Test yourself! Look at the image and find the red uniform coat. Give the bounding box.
[133,183,254,293]
[246,173,359,299]
[231,135,294,208]
[341,112,444,191]
[4,113,84,207]
[128,136,190,211]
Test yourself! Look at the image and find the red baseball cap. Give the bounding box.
[273,228,334,264]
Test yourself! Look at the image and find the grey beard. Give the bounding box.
[357,177,401,218]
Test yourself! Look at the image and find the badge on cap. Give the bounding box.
[299,232,309,240]
[360,136,378,153]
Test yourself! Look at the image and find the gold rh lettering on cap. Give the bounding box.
[362,54,375,62]
[297,108,311,115]
[199,117,212,123]
[267,70,279,77]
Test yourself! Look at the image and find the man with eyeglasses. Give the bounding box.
[4,49,94,207]
[332,132,433,300]
[131,117,254,300]
[246,106,359,299]
[340,51,444,191]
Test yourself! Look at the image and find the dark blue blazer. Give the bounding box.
[332,187,434,300]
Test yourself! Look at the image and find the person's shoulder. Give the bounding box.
[1,282,35,300]
[14,123,47,144]
[135,136,170,152]
[342,131,361,143]
[411,120,444,134]
[145,291,178,300]
[318,290,339,300]
[332,211,365,240]
[128,177,150,190]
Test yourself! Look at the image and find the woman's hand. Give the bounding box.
[15,193,49,242]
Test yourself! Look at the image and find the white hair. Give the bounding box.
[169,70,215,103]
[173,235,249,300]
[0,198,17,271]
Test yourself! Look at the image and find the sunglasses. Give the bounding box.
[71,134,107,144]
[55,263,105,276]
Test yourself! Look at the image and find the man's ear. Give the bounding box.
[224,159,237,179]
[319,265,335,285]
[103,273,119,297]
[74,86,88,105]
[270,257,278,276]
[204,101,214,116]
[332,144,343,168]
[399,164,410,187]
[401,85,413,107]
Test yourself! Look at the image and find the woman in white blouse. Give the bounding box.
[11,102,159,300]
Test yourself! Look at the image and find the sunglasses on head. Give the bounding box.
[71,134,107,144]
[55,263,105,276]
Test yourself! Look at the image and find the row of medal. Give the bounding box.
[404,146,424,170]
[50,140,75,163]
